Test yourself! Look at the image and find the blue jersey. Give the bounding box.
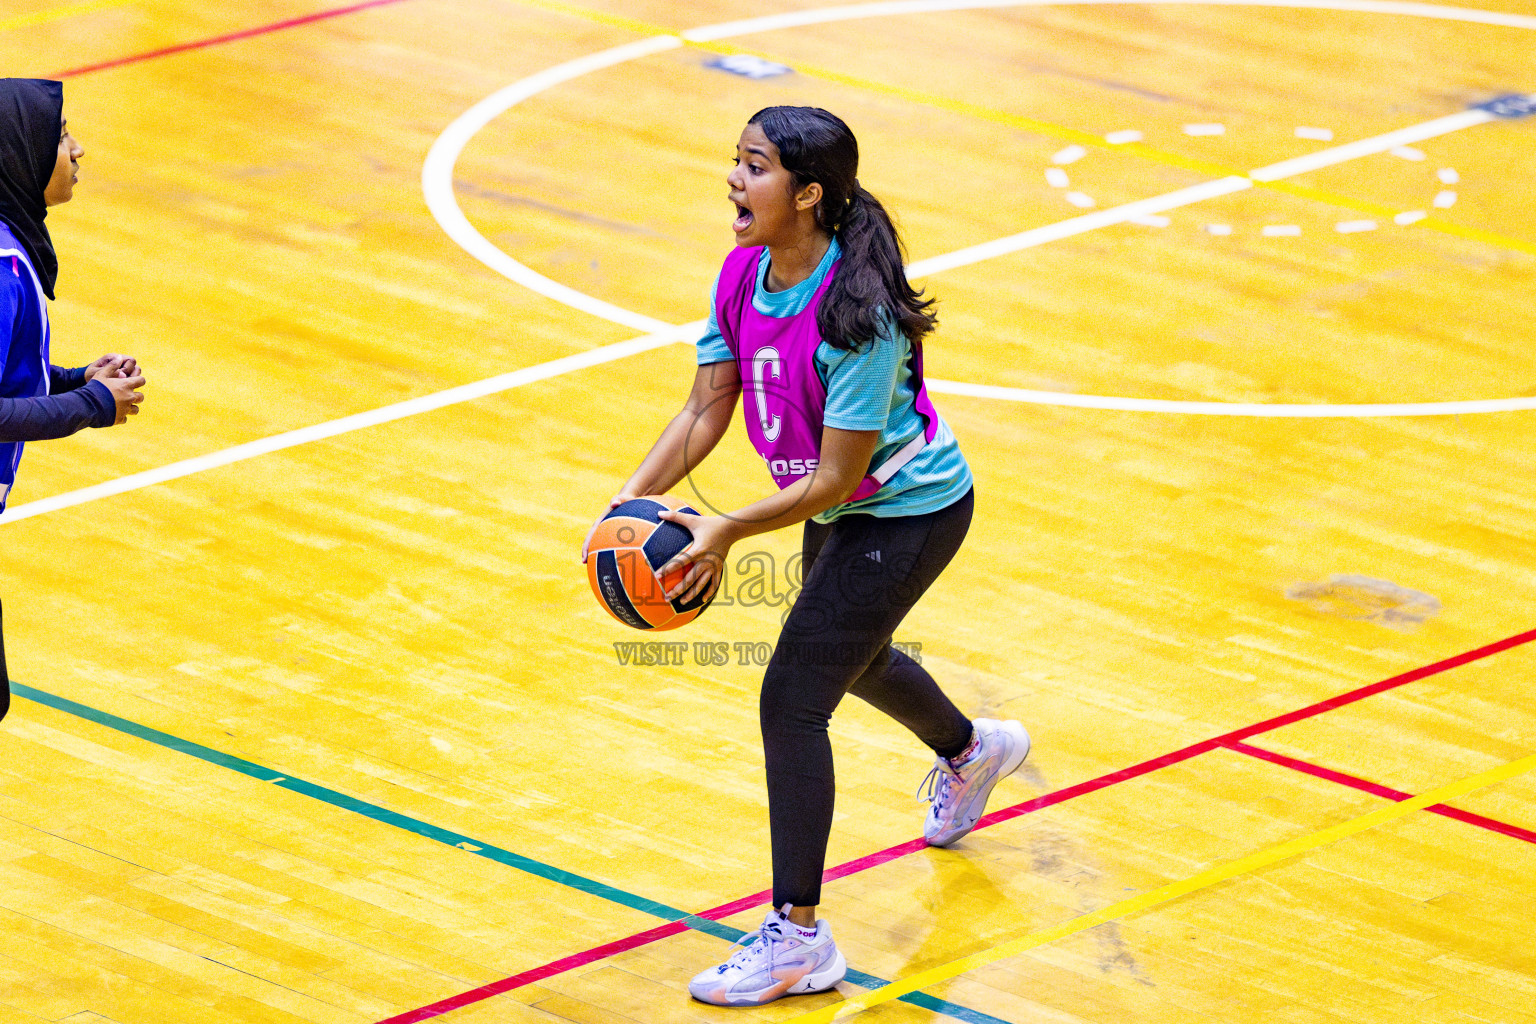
[697,238,972,523]
[0,221,51,509]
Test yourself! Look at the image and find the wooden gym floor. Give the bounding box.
[1,1,1534,1021]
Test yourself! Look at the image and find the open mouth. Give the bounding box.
[732,202,753,233]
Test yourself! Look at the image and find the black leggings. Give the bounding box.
[761,488,974,907]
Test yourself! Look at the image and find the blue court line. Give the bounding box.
[14,683,1014,1024]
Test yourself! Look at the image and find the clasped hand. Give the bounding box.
[83,353,145,425]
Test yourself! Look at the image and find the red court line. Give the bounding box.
[1226,739,1536,846]
[1213,627,1536,745]
[972,625,1536,833]
[377,625,1536,1022]
[376,920,689,1024]
[52,0,416,78]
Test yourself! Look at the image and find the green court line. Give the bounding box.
[12,683,1014,1024]
[13,682,716,929]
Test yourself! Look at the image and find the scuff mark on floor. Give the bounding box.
[1285,575,1440,630]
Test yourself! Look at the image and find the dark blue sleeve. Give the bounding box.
[0,274,114,441]
[0,272,16,382]
[48,363,88,392]
[0,379,114,441]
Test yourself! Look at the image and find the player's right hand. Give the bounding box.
[98,373,145,425]
[581,495,632,564]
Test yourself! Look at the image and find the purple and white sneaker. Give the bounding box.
[688,905,846,1006]
[921,718,1031,847]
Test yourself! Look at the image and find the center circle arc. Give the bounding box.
[424,0,1536,418]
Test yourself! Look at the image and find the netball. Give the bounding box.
[586,494,715,630]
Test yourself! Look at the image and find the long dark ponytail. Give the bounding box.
[748,106,936,351]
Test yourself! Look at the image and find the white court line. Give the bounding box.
[923,380,1536,416]
[678,0,1536,39]
[4,0,1531,525]
[1249,107,1495,180]
[421,34,685,334]
[903,177,1253,276]
[903,106,1501,274]
[0,325,701,525]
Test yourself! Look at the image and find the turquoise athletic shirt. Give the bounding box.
[696,237,973,523]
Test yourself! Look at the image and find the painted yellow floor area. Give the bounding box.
[0,1,1533,1021]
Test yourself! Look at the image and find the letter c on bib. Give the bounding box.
[751,346,782,443]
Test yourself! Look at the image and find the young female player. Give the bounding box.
[0,79,147,720]
[582,105,1030,1006]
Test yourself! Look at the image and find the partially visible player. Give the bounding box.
[581,106,1030,1006]
[0,79,148,720]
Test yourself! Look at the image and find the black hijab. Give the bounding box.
[0,78,63,300]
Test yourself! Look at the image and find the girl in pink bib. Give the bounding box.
[582,107,1030,1007]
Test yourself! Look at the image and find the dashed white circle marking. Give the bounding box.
[424,0,1536,417]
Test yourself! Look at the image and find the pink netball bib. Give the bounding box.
[714,246,938,501]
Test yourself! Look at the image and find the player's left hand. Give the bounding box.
[657,508,737,605]
[84,353,139,381]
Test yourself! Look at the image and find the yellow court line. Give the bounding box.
[512,0,1536,259]
[786,750,1536,1022]
[1261,179,1536,255]
[0,0,134,33]
[515,0,675,37]
[723,52,1536,258]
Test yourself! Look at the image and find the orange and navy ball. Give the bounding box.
[586,495,714,631]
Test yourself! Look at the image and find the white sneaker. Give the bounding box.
[688,904,847,1006]
[920,718,1031,847]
